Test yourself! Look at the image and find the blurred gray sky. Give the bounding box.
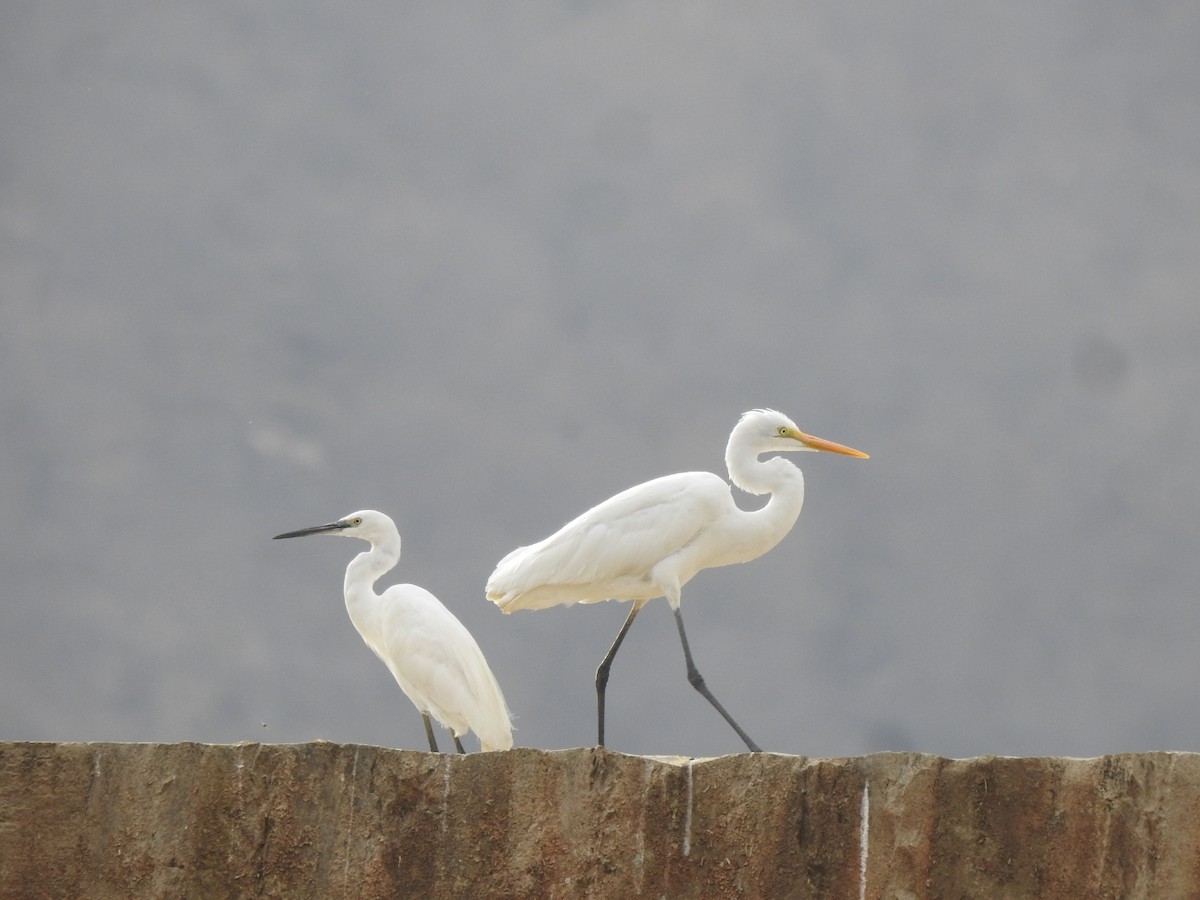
[2,2,1198,759]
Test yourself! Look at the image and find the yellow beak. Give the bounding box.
[797,431,869,459]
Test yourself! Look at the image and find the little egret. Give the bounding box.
[486,409,867,752]
[275,510,513,753]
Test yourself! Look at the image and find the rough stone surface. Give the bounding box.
[2,743,1199,898]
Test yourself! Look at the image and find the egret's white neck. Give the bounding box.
[726,426,807,496]
[725,438,808,559]
[343,533,401,627]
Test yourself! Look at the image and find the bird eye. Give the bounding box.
[777,426,788,436]
[351,517,362,526]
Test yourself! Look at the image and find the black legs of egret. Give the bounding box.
[421,711,466,754]
[595,603,644,747]
[594,603,762,753]
[672,607,762,753]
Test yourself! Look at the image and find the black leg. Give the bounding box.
[453,735,466,754]
[422,712,440,753]
[673,607,762,752]
[595,603,643,747]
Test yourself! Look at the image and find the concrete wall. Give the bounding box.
[2,743,1198,898]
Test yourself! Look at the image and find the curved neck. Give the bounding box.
[726,427,806,497]
[343,533,401,626]
[725,441,808,559]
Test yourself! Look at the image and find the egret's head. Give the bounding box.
[739,408,869,458]
[273,509,397,542]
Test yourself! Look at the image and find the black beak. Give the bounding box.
[273,521,348,540]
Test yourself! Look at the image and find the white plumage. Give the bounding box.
[489,471,734,611]
[276,509,512,752]
[487,409,867,751]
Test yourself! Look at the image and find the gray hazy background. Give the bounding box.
[4,2,1198,760]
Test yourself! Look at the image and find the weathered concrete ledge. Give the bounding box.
[2,742,1198,898]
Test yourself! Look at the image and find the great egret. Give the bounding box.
[486,409,867,752]
[274,510,513,753]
